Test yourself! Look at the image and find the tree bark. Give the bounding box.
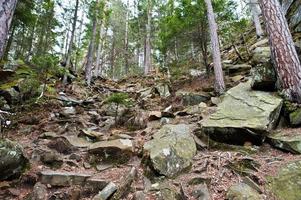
[85,0,100,85]
[63,0,79,84]
[124,0,130,75]
[259,0,301,103]
[204,0,225,94]
[144,0,152,75]
[249,0,264,38]
[95,21,103,77]
[0,0,18,59]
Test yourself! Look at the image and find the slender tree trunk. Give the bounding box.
[124,0,130,75]
[144,0,152,75]
[95,21,104,77]
[75,10,85,71]
[85,0,99,85]
[249,0,264,38]
[0,0,18,59]
[3,22,15,60]
[63,0,79,84]
[204,0,225,94]
[259,0,301,103]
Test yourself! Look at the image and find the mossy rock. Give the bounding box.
[268,160,301,200]
[0,139,29,180]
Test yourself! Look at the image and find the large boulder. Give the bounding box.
[268,160,301,200]
[0,139,28,180]
[223,64,252,75]
[201,81,283,145]
[250,47,277,91]
[144,124,197,177]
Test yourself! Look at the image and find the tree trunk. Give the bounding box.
[3,22,15,60]
[259,0,301,103]
[249,0,264,38]
[124,0,130,75]
[144,0,152,75]
[204,0,225,94]
[85,10,98,86]
[95,21,104,77]
[0,0,18,59]
[63,0,79,84]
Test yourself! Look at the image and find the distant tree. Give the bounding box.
[144,0,152,75]
[248,0,264,38]
[0,0,18,59]
[259,0,301,103]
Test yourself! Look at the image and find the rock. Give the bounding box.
[0,139,28,180]
[88,139,133,163]
[93,182,117,200]
[154,83,171,98]
[176,91,210,106]
[133,191,146,200]
[86,177,108,191]
[226,183,262,200]
[289,107,301,126]
[191,184,211,200]
[63,135,92,148]
[230,75,244,83]
[148,111,162,121]
[268,131,301,154]
[144,124,197,177]
[268,160,301,200]
[251,47,276,91]
[157,183,181,200]
[47,138,73,154]
[61,107,76,117]
[111,167,137,200]
[41,150,63,167]
[224,64,252,75]
[201,81,283,145]
[184,102,208,115]
[251,47,271,63]
[40,171,92,186]
[30,182,48,200]
[210,97,221,105]
[160,117,171,125]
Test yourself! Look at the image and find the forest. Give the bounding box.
[0,0,301,199]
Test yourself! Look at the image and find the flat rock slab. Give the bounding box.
[144,124,196,177]
[201,81,283,145]
[268,160,301,200]
[89,139,134,163]
[40,171,92,186]
[268,131,301,154]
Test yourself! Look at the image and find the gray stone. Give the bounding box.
[0,139,28,180]
[144,124,197,177]
[154,83,171,98]
[176,91,210,106]
[192,184,211,200]
[157,183,181,200]
[268,131,301,154]
[40,150,63,167]
[134,191,146,200]
[251,47,276,91]
[93,182,117,200]
[224,64,252,75]
[88,139,133,163]
[31,182,48,200]
[86,177,108,191]
[40,171,92,186]
[61,107,76,117]
[201,81,283,145]
[268,160,301,200]
[226,183,262,200]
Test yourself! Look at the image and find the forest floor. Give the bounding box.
[0,73,300,200]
